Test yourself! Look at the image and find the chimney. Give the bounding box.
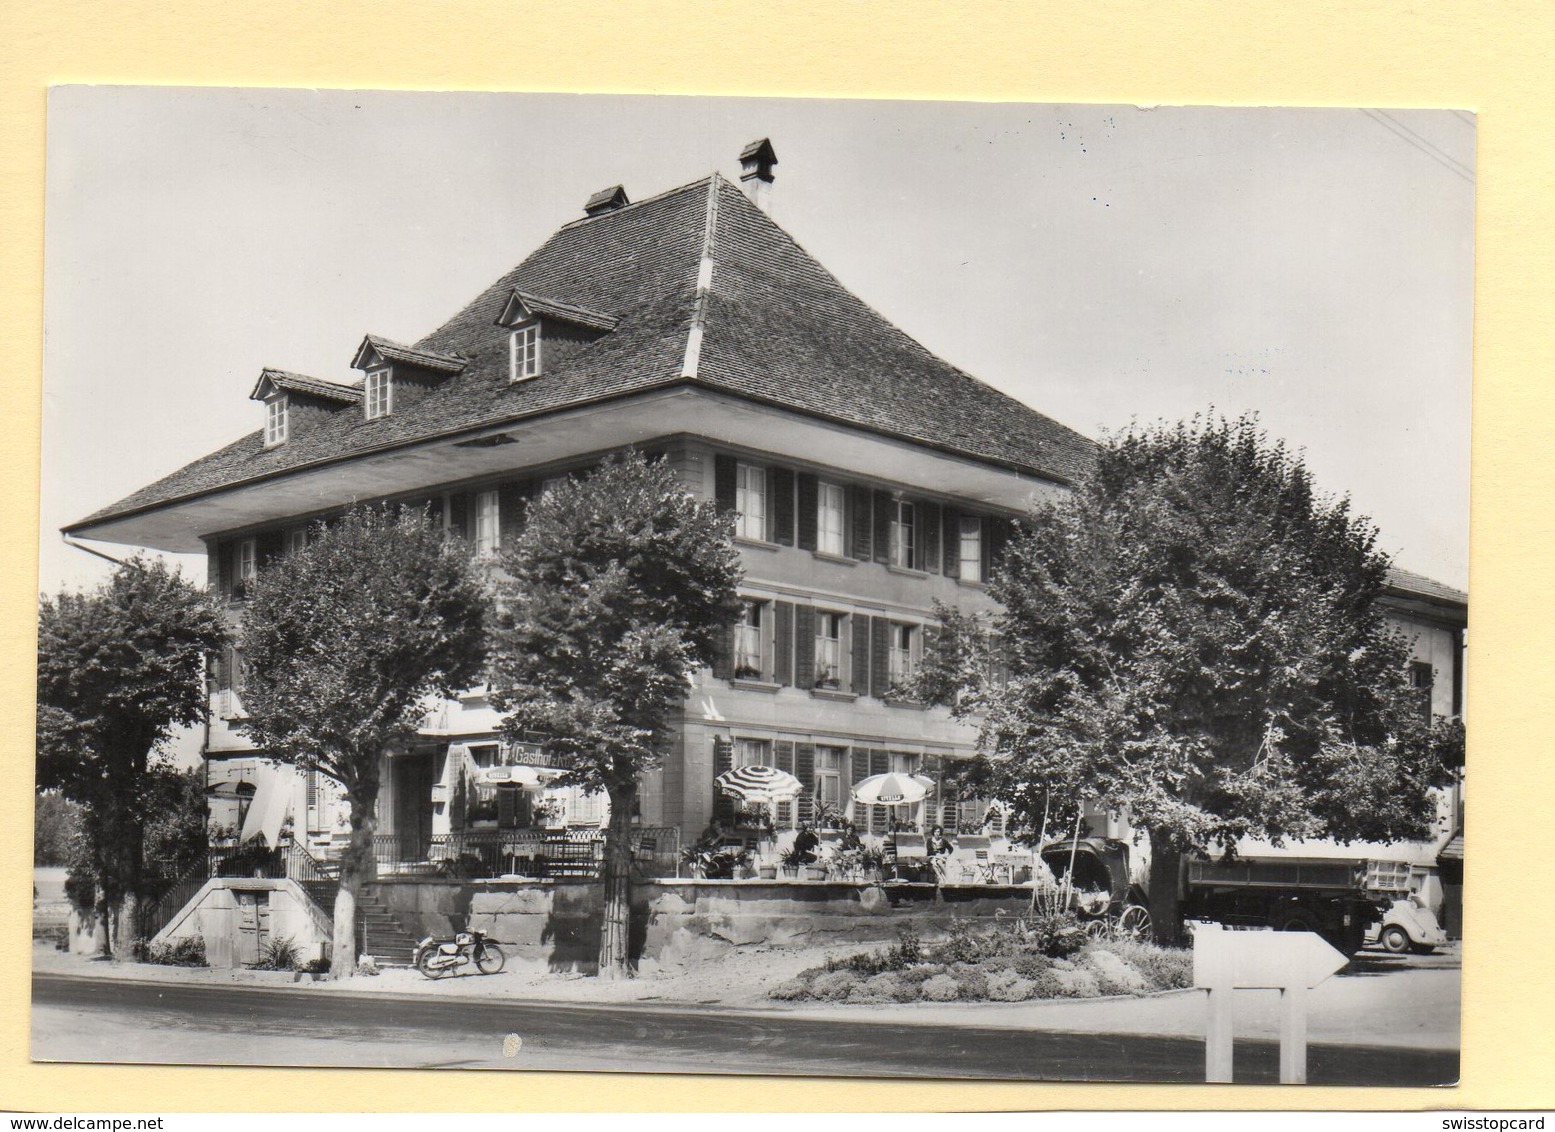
[738,138,778,210]
[583,184,630,217]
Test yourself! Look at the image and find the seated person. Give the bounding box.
[839,822,863,852]
[791,822,819,864]
[926,825,954,857]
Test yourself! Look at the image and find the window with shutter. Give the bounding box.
[714,454,738,513]
[712,736,735,822]
[871,491,891,564]
[813,610,846,690]
[851,615,872,696]
[817,481,846,556]
[959,515,984,582]
[772,467,795,546]
[849,485,873,559]
[735,463,768,540]
[796,474,819,553]
[794,605,815,689]
[473,490,500,557]
[773,600,794,686]
[774,741,796,828]
[795,742,817,825]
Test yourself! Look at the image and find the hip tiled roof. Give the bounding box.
[71,173,1094,533]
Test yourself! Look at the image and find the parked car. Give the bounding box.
[1366,893,1448,954]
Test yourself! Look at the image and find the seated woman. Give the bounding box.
[791,822,819,864]
[926,825,954,881]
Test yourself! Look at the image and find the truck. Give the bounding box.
[1038,837,1412,955]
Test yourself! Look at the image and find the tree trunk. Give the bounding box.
[92,887,113,959]
[331,783,379,978]
[596,781,637,980]
[1147,827,1187,947]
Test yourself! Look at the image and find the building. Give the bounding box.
[65,141,1465,915]
[66,142,1095,876]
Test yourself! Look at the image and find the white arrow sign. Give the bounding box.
[1192,925,1351,1084]
[1193,926,1349,990]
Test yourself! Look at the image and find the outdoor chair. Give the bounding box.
[952,835,995,883]
[892,833,928,881]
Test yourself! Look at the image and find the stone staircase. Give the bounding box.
[357,893,421,968]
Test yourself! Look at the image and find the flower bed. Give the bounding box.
[768,918,1192,1004]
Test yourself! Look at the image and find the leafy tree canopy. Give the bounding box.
[487,451,744,792]
[36,558,227,944]
[38,557,227,805]
[927,415,1459,856]
[240,506,488,793]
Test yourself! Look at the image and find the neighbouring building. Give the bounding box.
[64,141,1465,933]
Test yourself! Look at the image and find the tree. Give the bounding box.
[36,558,228,956]
[925,416,1461,942]
[487,452,742,979]
[240,507,487,977]
[34,789,83,867]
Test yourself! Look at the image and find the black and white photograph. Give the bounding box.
[33,89,1470,1086]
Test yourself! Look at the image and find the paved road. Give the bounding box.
[32,972,1457,1085]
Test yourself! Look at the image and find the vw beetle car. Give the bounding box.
[1367,893,1448,954]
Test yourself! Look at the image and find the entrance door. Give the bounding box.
[234,890,270,965]
[393,754,436,861]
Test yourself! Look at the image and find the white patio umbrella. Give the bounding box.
[851,773,937,806]
[715,765,804,804]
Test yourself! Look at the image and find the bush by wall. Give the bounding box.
[135,935,208,967]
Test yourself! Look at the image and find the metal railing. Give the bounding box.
[359,827,681,880]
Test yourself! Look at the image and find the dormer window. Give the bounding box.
[365,368,393,419]
[264,395,289,447]
[510,324,541,382]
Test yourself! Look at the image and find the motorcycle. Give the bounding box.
[413,929,507,979]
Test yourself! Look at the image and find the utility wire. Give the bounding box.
[1360,108,1475,184]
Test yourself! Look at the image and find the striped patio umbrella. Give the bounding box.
[851,773,936,806]
[715,765,804,804]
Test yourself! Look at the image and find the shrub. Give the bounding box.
[952,965,989,1000]
[824,925,925,977]
[1028,968,1067,999]
[248,935,302,971]
[1094,939,1194,990]
[1083,947,1149,995]
[862,972,907,1001]
[769,977,814,1001]
[809,969,863,1001]
[139,935,208,967]
[986,968,1037,1001]
[1023,911,1088,959]
[920,973,962,1002]
[1009,953,1052,981]
[895,964,943,987]
[1052,966,1101,998]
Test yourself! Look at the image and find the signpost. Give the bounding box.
[1192,924,1350,1084]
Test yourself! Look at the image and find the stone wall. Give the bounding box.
[366,877,1036,975]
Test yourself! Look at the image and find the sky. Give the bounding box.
[40,90,1473,594]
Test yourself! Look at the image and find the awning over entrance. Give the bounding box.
[238,765,301,846]
[1437,833,1464,862]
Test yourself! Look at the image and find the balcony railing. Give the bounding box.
[362,827,681,881]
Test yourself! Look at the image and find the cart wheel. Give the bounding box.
[1084,918,1110,941]
[1380,926,1411,954]
[1118,905,1152,939]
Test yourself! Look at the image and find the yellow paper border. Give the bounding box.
[3,0,1549,1113]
